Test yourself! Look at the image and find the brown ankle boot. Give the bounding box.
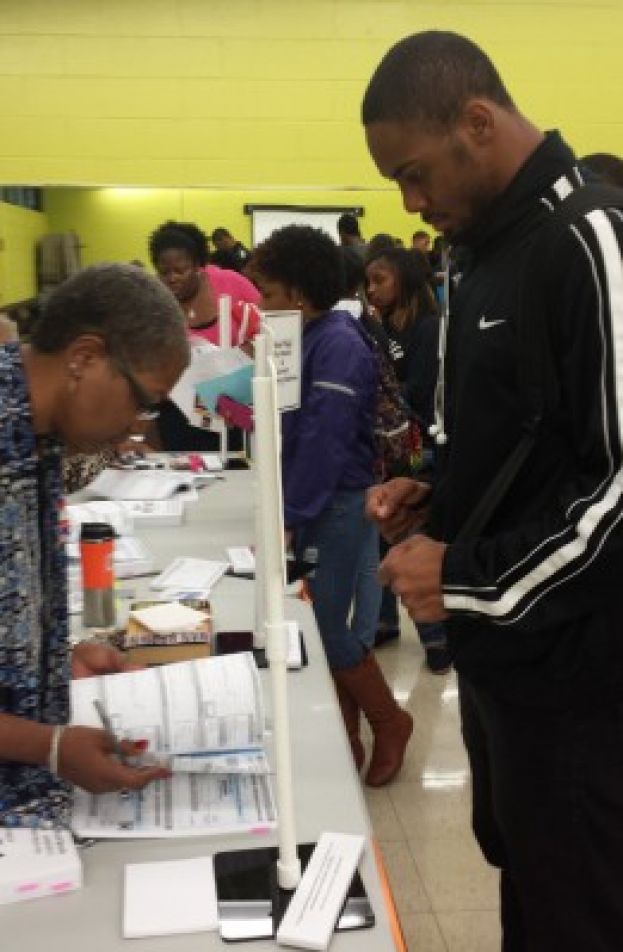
[332,673,365,770]
[333,654,412,786]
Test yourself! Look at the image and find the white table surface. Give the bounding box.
[3,470,397,951]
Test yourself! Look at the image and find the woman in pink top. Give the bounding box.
[148,221,259,452]
[148,221,260,345]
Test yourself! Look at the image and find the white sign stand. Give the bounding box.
[214,323,372,940]
[252,329,301,891]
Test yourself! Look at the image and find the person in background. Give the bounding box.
[148,220,260,452]
[251,225,412,786]
[365,246,449,670]
[412,229,431,254]
[365,232,399,261]
[364,31,623,950]
[335,246,366,321]
[337,212,367,259]
[0,263,188,826]
[580,151,623,187]
[149,221,259,344]
[210,226,252,273]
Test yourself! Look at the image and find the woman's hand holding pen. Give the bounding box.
[55,726,171,794]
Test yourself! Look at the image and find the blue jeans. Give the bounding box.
[295,489,382,671]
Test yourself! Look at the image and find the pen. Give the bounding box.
[93,699,128,766]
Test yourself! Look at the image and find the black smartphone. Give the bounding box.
[215,630,254,654]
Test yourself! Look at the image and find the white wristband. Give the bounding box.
[48,725,66,777]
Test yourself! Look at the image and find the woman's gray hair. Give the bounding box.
[31,263,190,371]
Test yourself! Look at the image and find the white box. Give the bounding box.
[0,827,82,905]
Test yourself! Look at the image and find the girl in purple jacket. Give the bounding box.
[251,226,412,786]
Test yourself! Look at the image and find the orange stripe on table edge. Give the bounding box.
[372,837,408,952]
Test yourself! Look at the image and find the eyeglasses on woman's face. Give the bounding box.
[111,355,161,421]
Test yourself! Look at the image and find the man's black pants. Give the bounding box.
[459,675,623,952]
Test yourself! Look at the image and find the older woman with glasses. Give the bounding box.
[0,263,189,828]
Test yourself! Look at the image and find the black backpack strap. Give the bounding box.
[455,183,623,543]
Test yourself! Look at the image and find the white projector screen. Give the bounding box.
[247,205,363,247]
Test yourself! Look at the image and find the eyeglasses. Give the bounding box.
[112,356,160,421]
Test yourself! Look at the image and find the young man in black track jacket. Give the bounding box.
[364,31,623,952]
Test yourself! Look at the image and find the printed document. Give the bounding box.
[70,654,276,837]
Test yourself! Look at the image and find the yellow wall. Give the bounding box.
[0,0,621,189]
[1,0,622,280]
[0,201,48,305]
[44,185,412,264]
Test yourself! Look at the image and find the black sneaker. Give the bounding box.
[425,645,452,674]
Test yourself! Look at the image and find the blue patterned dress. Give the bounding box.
[0,343,71,825]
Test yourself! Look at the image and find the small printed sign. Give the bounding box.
[261,310,302,412]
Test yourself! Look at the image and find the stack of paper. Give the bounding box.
[83,468,196,502]
[65,500,133,542]
[123,600,213,665]
[129,601,209,634]
[0,828,82,905]
[150,557,229,595]
[119,499,185,526]
[70,653,276,838]
[123,856,217,938]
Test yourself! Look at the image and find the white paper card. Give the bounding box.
[150,557,229,592]
[123,856,217,938]
[286,620,302,669]
[261,310,302,411]
[130,601,209,635]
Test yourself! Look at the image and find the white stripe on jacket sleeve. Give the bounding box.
[444,207,623,623]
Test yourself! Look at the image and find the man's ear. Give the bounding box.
[461,99,496,146]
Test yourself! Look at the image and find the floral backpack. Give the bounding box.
[353,319,423,481]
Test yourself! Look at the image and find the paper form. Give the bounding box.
[70,654,275,838]
[70,653,266,755]
[73,772,276,839]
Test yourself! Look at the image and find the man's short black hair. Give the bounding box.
[148,221,210,267]
[211,227,232,242]
[252,225,343,312]
[31,263,189,371]
[362,31,514,130]
[413,229,429,241]
[337,213,361,238]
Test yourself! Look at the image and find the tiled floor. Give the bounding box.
[363,612,502,952]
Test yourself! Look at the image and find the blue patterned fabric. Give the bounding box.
[0,343,71,825]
